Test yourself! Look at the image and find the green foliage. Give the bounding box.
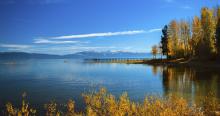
[161,25,169,57]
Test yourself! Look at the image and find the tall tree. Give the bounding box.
[168,20,179,58]
[215,6,220,57]
[192,16,202,57]
[180,20,191,57]
[161,25,169,58]
[159,6,220,60]
[200,7,216,58]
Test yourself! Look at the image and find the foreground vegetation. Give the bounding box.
[3,88,220,116]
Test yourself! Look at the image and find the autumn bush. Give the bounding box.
[82,88,204,116]
[4,88,220,116]
[5,92,36,116]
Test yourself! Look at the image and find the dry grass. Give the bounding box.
[4,88,220,116]
[5,92,36,116]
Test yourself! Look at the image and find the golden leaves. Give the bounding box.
[5,88,220,116]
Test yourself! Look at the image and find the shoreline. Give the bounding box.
[138,58,220,68]
[88,58,220,68]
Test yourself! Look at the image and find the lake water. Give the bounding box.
[0,59,220,113]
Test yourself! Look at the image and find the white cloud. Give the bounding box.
[38,29,159,40]
[51,30,146,40]
[0,44,31,49]
[147,28,162,33]
[33,39,79,44]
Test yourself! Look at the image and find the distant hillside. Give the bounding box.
[64,51,150,59]
[0,51,151,60]
[0,52,62,60]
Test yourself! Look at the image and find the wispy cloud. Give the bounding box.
[0,44,32,49]
[40,29,159,40]
[33,39,80,44]
[0,28,161,54]
[147,28,162,33]
[51,30,145,40]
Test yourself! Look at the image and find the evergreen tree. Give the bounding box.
[161,25,169,58]
[216,6,220,57]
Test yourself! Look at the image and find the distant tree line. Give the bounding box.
[156,6,220,60]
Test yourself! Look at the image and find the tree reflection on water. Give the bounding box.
[151,65,220,105]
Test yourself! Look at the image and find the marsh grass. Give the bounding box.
[4,88,220,116]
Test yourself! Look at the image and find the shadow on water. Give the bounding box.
[151,65,220,105]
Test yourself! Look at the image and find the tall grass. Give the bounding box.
[4,88,220,116]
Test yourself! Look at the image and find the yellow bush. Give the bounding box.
[4,88,220,116]
[6,99,36,116]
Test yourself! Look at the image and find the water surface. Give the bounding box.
[0,59,219,112]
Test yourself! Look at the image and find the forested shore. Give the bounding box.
[151,6,220,61]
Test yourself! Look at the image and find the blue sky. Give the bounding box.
[0,0,219,55]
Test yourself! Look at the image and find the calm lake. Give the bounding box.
[0,59,220,112]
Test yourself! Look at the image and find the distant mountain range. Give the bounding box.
[0,51,152,60]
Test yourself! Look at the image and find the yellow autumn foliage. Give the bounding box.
[4,88,220,116]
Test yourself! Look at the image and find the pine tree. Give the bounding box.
[161,25,169,58]
[215,6,220,58]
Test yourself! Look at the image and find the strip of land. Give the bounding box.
[86,58,220,68]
